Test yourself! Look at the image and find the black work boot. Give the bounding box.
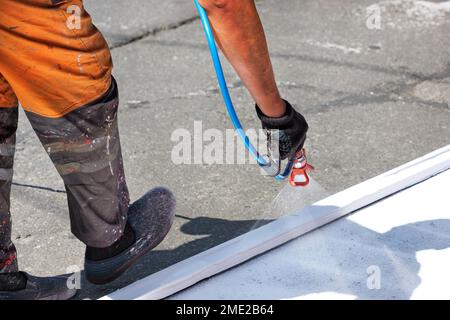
[0,272,77,300]
[84,187,176,285]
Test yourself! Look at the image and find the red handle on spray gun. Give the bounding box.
[289,149,314,187]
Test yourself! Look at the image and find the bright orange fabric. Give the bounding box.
[0,0,112,118]
[0,73,18,108]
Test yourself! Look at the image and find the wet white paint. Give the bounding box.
[171,169,450,300]
[411,248,450,299]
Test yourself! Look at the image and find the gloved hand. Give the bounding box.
[256,99,308,161]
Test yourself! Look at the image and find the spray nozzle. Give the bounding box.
[289,149,314,187]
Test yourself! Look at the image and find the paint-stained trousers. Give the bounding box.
[0,0,130,273]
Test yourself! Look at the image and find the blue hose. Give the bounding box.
[193,0,267,166]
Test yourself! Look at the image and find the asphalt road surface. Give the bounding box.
[8,0,450,299]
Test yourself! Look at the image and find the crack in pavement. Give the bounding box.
[110,16,199,50]
[12,182,66,194]
[107,0,265,50]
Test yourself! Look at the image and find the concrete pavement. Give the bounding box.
[8,0,450,299]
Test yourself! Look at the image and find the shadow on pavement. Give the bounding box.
[75,215,273,300]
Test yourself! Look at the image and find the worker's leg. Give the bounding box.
[0,0,128,247]
[0,0,174,287]
[25,77,131,247]
[0,74,31,292]
[0,74,19,276]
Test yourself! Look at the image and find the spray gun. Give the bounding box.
[194,0,314,187]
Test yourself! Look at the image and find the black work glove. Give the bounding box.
[256,99,308,160]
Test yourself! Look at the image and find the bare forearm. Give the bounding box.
[198,0,285,117]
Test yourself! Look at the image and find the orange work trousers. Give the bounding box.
[0,0,112,117]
